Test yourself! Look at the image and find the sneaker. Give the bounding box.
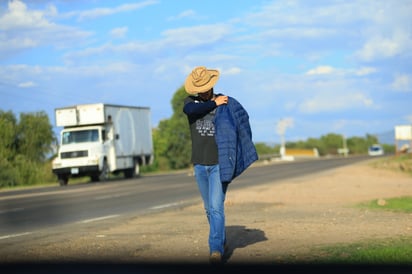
[209,251,222,264]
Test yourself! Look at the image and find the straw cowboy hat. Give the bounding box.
[184,66,220,94]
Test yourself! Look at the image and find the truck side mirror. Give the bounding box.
[115,134,119,140]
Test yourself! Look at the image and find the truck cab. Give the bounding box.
[52,126,112,185]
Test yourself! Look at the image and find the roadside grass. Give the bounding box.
[357,196,412,213]
[303,237,412,265]
[293,154,412,265]
[293,195,412,265]
[370,154,412,176]
[286,196,412,265]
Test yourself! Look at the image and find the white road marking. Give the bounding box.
[149,202,180,210]
[94,194,126,200]
[0,207,24,214]
[0,232,32,240]
[79,214,119,224]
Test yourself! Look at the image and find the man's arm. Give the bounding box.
[183,95,228,116]
[183,98,216,116]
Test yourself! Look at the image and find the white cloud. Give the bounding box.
[0,0,54,30]
[62,41,155,64]
[167,10,196,21]
[68,1,158,21]
[63,23,232,63]
[356,31,412,61]
[262,27,336,39]
[110,27,128,39]
[0,0,92,57]
[245,1,412,64]
[0,64,43,87]
[223,67,242,75]
[354,67,377,76]
[0,37,37,51]
[331,119,348,132]
[18,81,36,88]
[246,1,353,27]
[306,66,335,75]
[299,92,374,113]
[391,74,411,92]
[161,24,232,47]
[330,119,378,135]
[305,66,377,77]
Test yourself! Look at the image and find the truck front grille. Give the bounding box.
[61,150,88,159]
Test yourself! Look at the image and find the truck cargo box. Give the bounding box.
[56,103,110,127]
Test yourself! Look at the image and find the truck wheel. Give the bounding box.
[58,175,69,186]
[91,160,109,182]
[133,161,140,177]
[124,161,140,179]
[98,160,109,181]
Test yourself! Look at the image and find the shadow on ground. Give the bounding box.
[223,225,267,263]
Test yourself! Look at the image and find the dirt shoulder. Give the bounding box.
[3,158,412,264]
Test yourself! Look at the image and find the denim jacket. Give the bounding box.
[214,96,258,183]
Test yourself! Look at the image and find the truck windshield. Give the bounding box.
[62,129,99,145]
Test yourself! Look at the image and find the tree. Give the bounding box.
[0,110,56,187]
[153,86,192,170]
[320,133,345,155]
[254,142,277,155]
[305,137,325,155]
[16,111,55,162]
[347,134,378,154]
[0,110,17,161]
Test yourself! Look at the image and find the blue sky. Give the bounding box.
[1,0,411,144]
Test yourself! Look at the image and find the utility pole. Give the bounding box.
[276,118,294,159]
[342,134,348,157]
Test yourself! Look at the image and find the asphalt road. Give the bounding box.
[0,155,372,240]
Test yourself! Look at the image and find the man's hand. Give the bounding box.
[214,95,228,106]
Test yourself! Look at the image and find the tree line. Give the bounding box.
[0,110,55,188]
[0,87,394,188]
[255,134,394,157]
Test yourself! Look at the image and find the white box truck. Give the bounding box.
[52,103,154,186]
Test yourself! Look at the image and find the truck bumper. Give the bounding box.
[52,165,99,177]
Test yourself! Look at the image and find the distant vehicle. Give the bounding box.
[52,103,154,186]
[399,144,411,154]
[368,144,384,156]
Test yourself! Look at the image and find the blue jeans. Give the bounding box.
[194,164,228,255]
